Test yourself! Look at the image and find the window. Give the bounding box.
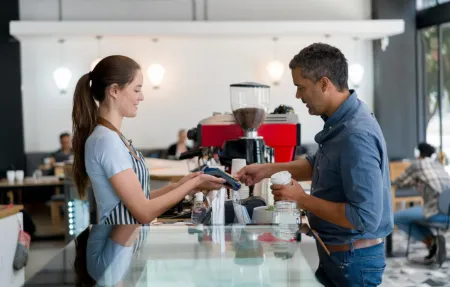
[441,24,450,170]
[417,0,438,10]
[420,25,450,172]
[422,27,440,155]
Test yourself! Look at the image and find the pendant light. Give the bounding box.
[348,37,364,88]
[147,38,165,89]
[53,39,72,94]
[266,37,284,86]
[90,35,103,71]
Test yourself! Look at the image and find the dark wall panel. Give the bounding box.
[0,1,24,176]
[372,0,418,160]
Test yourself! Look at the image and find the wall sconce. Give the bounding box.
[147,64,165,89]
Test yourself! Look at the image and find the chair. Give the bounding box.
[50,193,65,226]
[390,161,423,212]
[405,188,450,266]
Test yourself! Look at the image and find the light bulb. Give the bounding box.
[348,63,364,87]
[90,58,102,71]
[53,67,72,93]
[147,64,165,89]
[266,60,285,85]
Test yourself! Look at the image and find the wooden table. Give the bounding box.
[146,158,190,182]
[0,204,24,219]
[0,176,64,204]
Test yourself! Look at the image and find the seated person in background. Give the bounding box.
[393,142,450,263]
[167,129,191,159]
[51,132,73,164]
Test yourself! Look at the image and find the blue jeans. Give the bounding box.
[315,242,386,287]
[394,206,450,241]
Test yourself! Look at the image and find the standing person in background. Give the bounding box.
[71,55,225,225]
[236,43,393,286]
[50,132,73,164]
[167,129,191,159]
[393,142,450,265]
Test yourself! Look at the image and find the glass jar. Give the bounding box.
[272,201,301,239]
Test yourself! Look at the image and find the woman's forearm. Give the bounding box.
[149,182,179,199]
[142,180,198,223]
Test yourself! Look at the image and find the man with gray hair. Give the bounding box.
[236,43,393,286]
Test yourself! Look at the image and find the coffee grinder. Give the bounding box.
[220,82,274,168]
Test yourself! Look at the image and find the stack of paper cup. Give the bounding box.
[231,159,250,199]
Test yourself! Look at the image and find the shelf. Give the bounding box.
[10,20,404,40]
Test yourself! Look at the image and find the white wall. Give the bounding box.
[18,0,373,152]
[19,0,371,21]
[21,36,373,152]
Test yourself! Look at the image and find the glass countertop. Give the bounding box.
[24,224,320,287]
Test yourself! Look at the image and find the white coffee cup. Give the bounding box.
[270,171,292,185]
[44,157,51,165]
[231,159,250,199]
[15,170,24,183]
[231,159,247,175]
[6,170,15,184]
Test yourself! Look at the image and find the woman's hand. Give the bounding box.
[192,174,226,193]
[177,173,226,195]
[177,172,202,186]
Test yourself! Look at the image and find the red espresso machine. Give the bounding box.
[187,82,301,169]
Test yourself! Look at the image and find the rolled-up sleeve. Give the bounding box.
[341,132,383,234]
[306,152,317,167]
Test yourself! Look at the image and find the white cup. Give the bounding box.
[15,170,24,183]
[6,170,15,184]
[231,159,250,199]
[270,171,292,185]
[231,159,247,175]
[44,157,51,165]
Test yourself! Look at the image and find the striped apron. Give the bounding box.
[97,118,151,226]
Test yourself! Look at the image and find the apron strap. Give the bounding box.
[97,117,140,160]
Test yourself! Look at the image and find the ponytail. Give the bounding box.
[72,73,98,199]
[72,56,140,198]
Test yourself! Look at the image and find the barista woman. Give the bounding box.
[71,55,225,224]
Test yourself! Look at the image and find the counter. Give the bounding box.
[0,205,24,287]
[24,224,321,286]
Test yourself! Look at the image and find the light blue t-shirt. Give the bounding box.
[85,125,134,222]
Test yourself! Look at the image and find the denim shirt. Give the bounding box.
[306,91,394,245]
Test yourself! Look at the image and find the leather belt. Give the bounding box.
[325,238,383,253]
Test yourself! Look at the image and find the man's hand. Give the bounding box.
[234,164,272,186]
[271,179,307,208]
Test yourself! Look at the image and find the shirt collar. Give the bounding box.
[322,90,357,128]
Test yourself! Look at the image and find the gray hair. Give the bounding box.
[289,43,348,91]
